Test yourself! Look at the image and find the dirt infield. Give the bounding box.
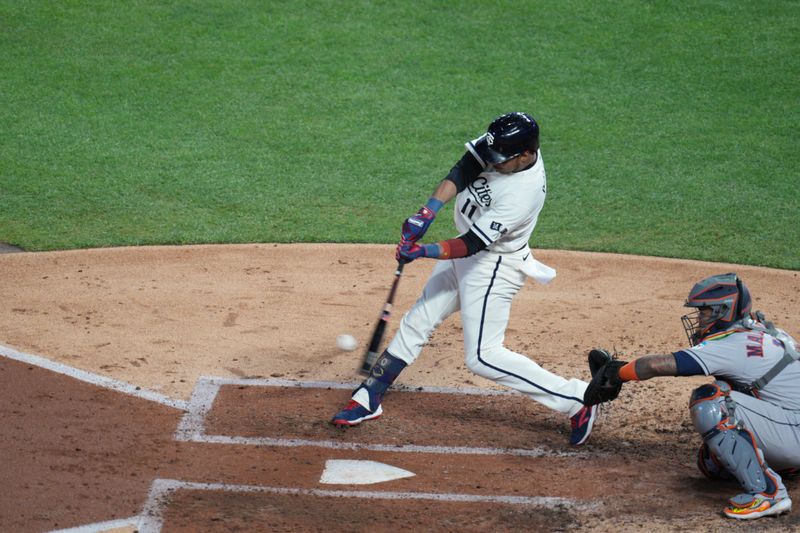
[1,244,798,532]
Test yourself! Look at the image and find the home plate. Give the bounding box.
[320,459,416,485]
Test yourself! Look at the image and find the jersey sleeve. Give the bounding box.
[676,347,717,376]
[673,351,706,376]
[679,335,747,378]
[445,149,485,193]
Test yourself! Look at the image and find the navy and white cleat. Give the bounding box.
[330,400,383,427]
[569,404,597,446]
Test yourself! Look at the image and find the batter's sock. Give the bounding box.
[353,350,407,412]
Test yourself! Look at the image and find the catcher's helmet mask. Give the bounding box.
[681,273,752,345]
[477,112,540,165]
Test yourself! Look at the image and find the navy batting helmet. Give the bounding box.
[681,273,752,345]
[477,112,540,165]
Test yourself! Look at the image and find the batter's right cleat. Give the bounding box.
[723,493,792,520]
[330,400,382,427]
[569,404,597,446]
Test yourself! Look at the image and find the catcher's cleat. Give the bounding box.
[330,400,382,427]
[723,492,791,520]
[569,404,597,446]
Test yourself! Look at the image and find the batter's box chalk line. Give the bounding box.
[0,345,601,533]
[48,477,599,533]
[175,376,592,458]
[134,478,600,533]
[48,516,141,533]
[0,344,590,458]
[0,343,188,410]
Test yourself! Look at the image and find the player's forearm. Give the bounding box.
[430,179,457,205]
[619,354,678,381]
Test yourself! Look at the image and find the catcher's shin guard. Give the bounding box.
[690,382,784,497]
[352,350,407,411]
[697,443,734,481]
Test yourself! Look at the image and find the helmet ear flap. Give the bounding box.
[734,276,743,317]
[734,275,752,319]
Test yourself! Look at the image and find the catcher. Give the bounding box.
[585,273,799,520]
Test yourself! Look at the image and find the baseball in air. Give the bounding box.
[336,334,358,352]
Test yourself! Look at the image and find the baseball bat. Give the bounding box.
[359,261,405,376]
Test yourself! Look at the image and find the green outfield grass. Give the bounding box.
[1,1,798,269]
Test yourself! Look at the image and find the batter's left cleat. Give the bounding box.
[723,493,791,520]
[569,404,597,446]
[330,400,382,427]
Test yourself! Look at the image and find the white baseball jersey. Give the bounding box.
[457,138,547,254]
[383,139,588,418]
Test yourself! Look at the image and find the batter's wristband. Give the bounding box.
[425,197,444,214]
[421,243,441,258]
[618,361,639,382]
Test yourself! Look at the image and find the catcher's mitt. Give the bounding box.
[583,349,627,406]
[588,348,612,376]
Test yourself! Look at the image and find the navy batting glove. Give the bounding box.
[400,198,444,243]
[396,242,440,263]
[396,242,423,263]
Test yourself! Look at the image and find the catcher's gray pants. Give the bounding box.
[731,391,800,472]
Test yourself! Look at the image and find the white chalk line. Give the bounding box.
[0,346,560,458]
[172,375,517,441]
[137,478,598,533]
[175,376,587,458]
[209,376,521,396]
[174,377,219,440]
[48,516,139,533]
[0,343,188,410]
[185,433,581,457]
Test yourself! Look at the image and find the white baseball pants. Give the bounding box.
[387,250,587,417]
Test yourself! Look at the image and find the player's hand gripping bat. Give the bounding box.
[359,262,405,375]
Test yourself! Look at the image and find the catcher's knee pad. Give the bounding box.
[689,381,732,437]
[354,350,407,411]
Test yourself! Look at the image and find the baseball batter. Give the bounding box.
[584,273,799,520]
[331,112,597,446]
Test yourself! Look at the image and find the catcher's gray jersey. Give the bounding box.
[678,327,800,410]
[678,326,800,471]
